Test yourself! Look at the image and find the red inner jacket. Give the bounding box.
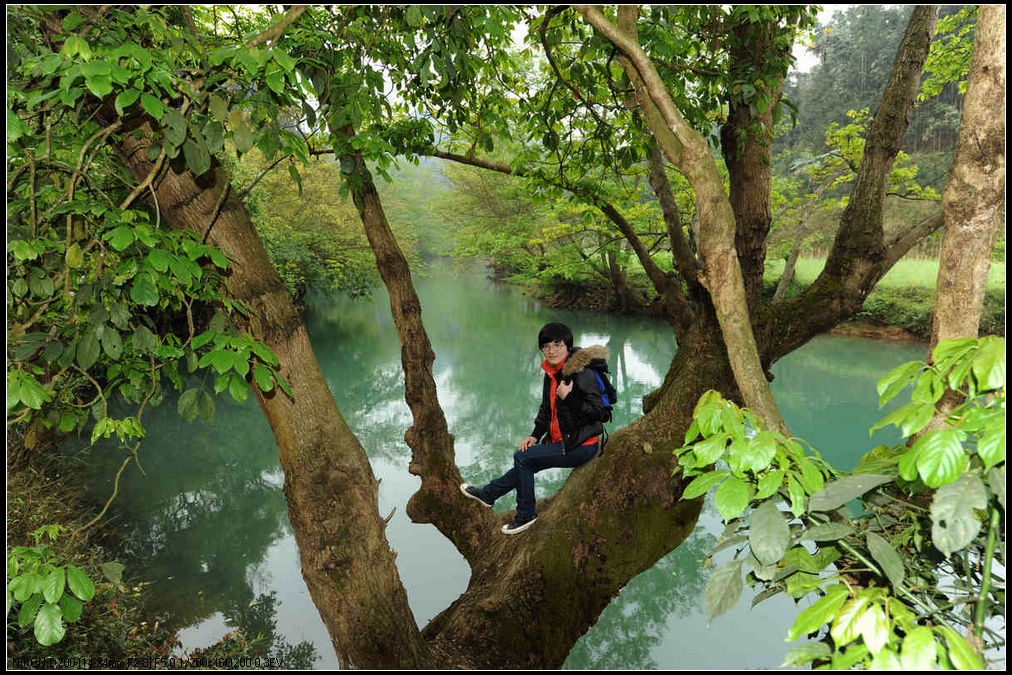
[542,356,599,447]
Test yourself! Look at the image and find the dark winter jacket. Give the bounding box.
[531,345,609,452]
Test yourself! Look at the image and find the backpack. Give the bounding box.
[589,366,618,423]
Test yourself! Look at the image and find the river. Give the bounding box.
[79,259,929,669]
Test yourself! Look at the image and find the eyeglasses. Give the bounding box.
[541,340,567,353]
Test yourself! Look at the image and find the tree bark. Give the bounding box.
[924,4,1005,434]
[720,19,785,319]
[930,4,1005,351]
[108,124,430,668]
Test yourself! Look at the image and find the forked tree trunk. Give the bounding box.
[338,125,709,667]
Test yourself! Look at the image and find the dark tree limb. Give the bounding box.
[762,5,940,365]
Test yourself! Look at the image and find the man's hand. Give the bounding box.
[557,379,574,399]
[518,436,538,451]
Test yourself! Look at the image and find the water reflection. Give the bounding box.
[74,260,928,669]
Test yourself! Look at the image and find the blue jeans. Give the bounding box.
[479,441,598,521]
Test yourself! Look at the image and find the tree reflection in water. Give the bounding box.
[75,386,318,667]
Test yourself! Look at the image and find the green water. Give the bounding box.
[78,260,928,669]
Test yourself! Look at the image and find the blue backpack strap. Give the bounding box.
[592,370,611,407]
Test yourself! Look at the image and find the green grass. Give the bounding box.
[765,257,1005,292]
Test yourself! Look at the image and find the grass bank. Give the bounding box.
[764,257,1005,340]
[526,256,1005,341]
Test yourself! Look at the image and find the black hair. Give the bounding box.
[537,322,573,351]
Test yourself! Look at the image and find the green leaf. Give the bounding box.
[41,567,66,605]
[145,246,169,271]
[405,5,423,27]
[866,532,905,588]
[100,561,125,584]
[76,331,101,371]
[115,88,141,116]
[253,362,274,393]
[141,93,164,120]
[976,425,1005,470]
[681,470,729,500]
[787,476,806,517]
[988,467,1005,512]
[787,584,849,641]
[755,470,785,500]
[18,594,44,629]
[798,458,825,494]
[749,500,790,566]
[693,432,728,465]
[782,642,832,667]
[233,119,254,153]
[869,647,902,669]
[800,522,853,542]
[132,325,158,354]
[937,626,984,670]
[85,74,113,98]
[265,63,285,94]
[177,388,201,423]
[183,137,211,176]
[62,11,87,30]
[900,402,935,438]
[877,360,922,406]
[65,565,94,602]
[714,475,752,520]
[932,338,978,374]
[228,372,249,403]
[101,328,123,361]
[208,94,229,122]
[64,243,84,269]
[130,273,159,306]
[203,120,224,154]
[901,627,937,670]
[59,594,83,623]
[831,597,870,648]
[808,474,893,512]
[34,603,65,646]
[162,108,187,149]
[912,429,967,488]
[198,390,215,423]
[704,559,743,623]
[930,473,987,556]
[971,338,1005,391]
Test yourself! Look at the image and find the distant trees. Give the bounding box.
[783,5,971,156]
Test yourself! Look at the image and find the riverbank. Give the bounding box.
[507,263,1005,342]
[6,442,298,669]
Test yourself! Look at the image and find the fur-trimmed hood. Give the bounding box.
[562,345,609,376]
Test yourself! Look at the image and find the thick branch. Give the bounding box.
[336,127,496,563]
[580,4,789,435]
[645,144,700,287]
[764,6,939,364]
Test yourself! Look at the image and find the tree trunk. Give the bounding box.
[721,20,784,318]
[924,4,1005,434]
[108,125,430,668]
[930,4,1005,351]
